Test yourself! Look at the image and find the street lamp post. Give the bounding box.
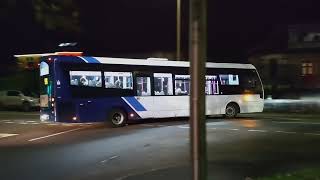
[189,0,207,179]
[176,0,181,60]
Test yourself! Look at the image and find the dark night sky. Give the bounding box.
[1,0,320,64]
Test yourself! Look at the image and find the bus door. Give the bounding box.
[78,99,97,122]
[152,73,176,118]
[134,73,154,118]
[205,75,221,115]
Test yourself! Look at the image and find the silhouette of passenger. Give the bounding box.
[80,76,89,86]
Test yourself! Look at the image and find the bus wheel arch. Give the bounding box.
[225,102,240,118]
[107,108,128,127]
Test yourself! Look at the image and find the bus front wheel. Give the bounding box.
[225,103,239,118]
[108,109,127,127]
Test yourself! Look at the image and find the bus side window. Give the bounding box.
[205,75,219,95]
[104,72,133,89]
[70,71,102,87]
[136,77,151,96]
[219,74,239,86]
[154,73,173,96]
[175,75,190,96]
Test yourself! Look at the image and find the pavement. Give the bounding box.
[0,111,320,180]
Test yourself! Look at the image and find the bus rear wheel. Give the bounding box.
[108,109,127,127]
[225,103,239,118]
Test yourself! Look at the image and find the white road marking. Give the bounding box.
[178,126,189,129]
[0,120,11,122]
[275,131,297,134]
[26,121,36,123]
[208,127,217,130]
[206,122,229,126]
[62,123,74,126]
[4,122,14,124]
[141,124,156,127]
[47,124,58,126]
[0,133,18,139]
[28,127,85,142]
[229,128,239,131]
[273,121,320,125]
[248,129,268,133]
[101,155,119,163]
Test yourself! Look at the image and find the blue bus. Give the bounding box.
[39,54,264,127]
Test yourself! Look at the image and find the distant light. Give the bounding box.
[72,116,77,121]
[58,42,77,47]
[40,114,49,121]
[44,78,48,85]
[51,98,55,102]
[130,113,134,117]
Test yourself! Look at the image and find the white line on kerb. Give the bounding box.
[28,128,85,142]
[248,129,267,133]
[273,121,320,125]
[275,131,297,134]
[304,133,320,136]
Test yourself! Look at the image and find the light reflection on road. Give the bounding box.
[237,119,258,128]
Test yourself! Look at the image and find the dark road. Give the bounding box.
[0,111,320,180]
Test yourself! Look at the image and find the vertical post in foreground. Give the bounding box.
[189,0,207,179]
[176,0,181,60]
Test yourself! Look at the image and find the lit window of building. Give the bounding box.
[302,62,313,75]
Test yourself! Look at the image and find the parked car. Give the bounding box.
[0,90,40,111]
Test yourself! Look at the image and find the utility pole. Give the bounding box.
[189,0,207,179]
[176,0,181,60]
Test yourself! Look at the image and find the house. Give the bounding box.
[249,25,320,99]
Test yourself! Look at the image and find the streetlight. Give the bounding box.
[189,0,207,179]
[177,0,181,60]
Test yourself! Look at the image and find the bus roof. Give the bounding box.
[56,56,256,70]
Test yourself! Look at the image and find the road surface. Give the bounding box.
[0,111,320,180]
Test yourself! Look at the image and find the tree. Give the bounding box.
[33,0,80,33]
